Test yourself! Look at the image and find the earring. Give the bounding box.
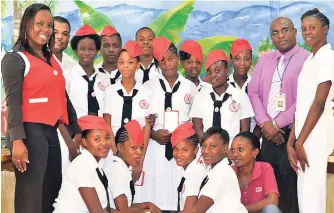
[226,76,230,81]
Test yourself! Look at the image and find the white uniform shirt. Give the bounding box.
[295,43,334,151]
[199,158,247,213]
[197,76,211,92]
[189,85,254,141]
[229,74,256,131]
[64,63,110,118]
[105,155,133,209]
[103,81,152,134]
[229,74,251,92]
[179,159,208,210]
[53,149,108,213]
[144,74,197,130]
[53,53,78,75]
[135,59,161,85]
[96,63,122,84]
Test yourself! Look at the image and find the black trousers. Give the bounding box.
[9,122,62,213]
[261,127,299,213]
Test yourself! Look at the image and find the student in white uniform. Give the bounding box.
[287,9,334,213]
[179,40,210,91]
[229,39,257,133]
[171,122,207,211]
[181,127,247,213]
[190,49,254,143]
[53,115,120,213]
[143,37,197,211]
[65,24,110,118]
[97,26,122,84]
[103,41,155,203]
[135,27,161,84]
[105,120,161,213]
[52,16,82,175]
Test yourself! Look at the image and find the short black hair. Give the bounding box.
[119,49,140,61]
[301,8,330,29]
[168,42,178,55]
[179,50,191,61]
[201,127,229,145]
[135,27,155,39]
[115,126,129,145]
[82,129,92,138]
[53,16,71,33]
[70,34,101,51]
[234,131,262,161]
[185,134,199,147]
[100,33,122,46]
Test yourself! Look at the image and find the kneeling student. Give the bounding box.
[105,120,161,213]
[53,115,120,213]
[181,127,247,213]
[172,122,208,211]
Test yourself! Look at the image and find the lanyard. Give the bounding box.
[276,53,296,91]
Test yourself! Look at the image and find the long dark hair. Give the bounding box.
[14,3,54,60]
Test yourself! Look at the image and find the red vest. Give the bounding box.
[19,51,69,126]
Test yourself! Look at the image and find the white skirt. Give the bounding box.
[134,138,182,210]
[57,129,71,177]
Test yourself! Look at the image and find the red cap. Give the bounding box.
[205,49,229,71]
[100,25,119,36]
[171,122,196,147]
[180,40,203,64]
[123,41,141,58]
[124,120,144,147]
[78,115,112,134]
[153,37,171,63]
[75,24,97,36]
[231,39,252,58]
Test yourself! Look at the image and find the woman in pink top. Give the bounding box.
[230,131,281,213]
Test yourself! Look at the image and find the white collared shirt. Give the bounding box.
[64,63,110,118]
[96,63,122,83]
[189,85,254,142]
[53,149,108,213]
[103,80,153,134]
[295,44,334,151]
[179,158,208,210]
[229,74,251,92]
[53,53,78,75]
[105,155,133,208]
[199,158,247,213]
[197,76,211,92]
[135,59,161,85]
[143,74,197,130]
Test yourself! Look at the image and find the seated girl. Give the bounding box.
[230,131,280,213]
[181,127,247,213]
[105,120,161,213]
[171,122,208,211]
[53,115,120,213]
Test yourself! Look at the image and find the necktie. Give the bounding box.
[82,75,100,115]
[96,168,110,212]
[140,63,156,83]
[177,177,186,211]
[159,79,181,160]
[198,175,209,194]
[210,92,230,128]
[117,89,138,126]
[130,180,135,204]
[267,55,285,119]
[98,68,121,84]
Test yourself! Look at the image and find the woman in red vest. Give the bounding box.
[1,4,81,213]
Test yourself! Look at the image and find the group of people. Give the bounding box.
[1,3,334,213]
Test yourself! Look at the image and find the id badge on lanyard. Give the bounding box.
[275,54,295,111]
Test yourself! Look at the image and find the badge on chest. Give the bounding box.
[275,93,286,111]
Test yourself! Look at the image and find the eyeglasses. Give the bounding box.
[270,28,293,37]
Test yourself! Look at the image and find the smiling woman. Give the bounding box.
[1,3,81,213]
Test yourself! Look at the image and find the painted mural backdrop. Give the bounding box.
[1,0,334,136]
